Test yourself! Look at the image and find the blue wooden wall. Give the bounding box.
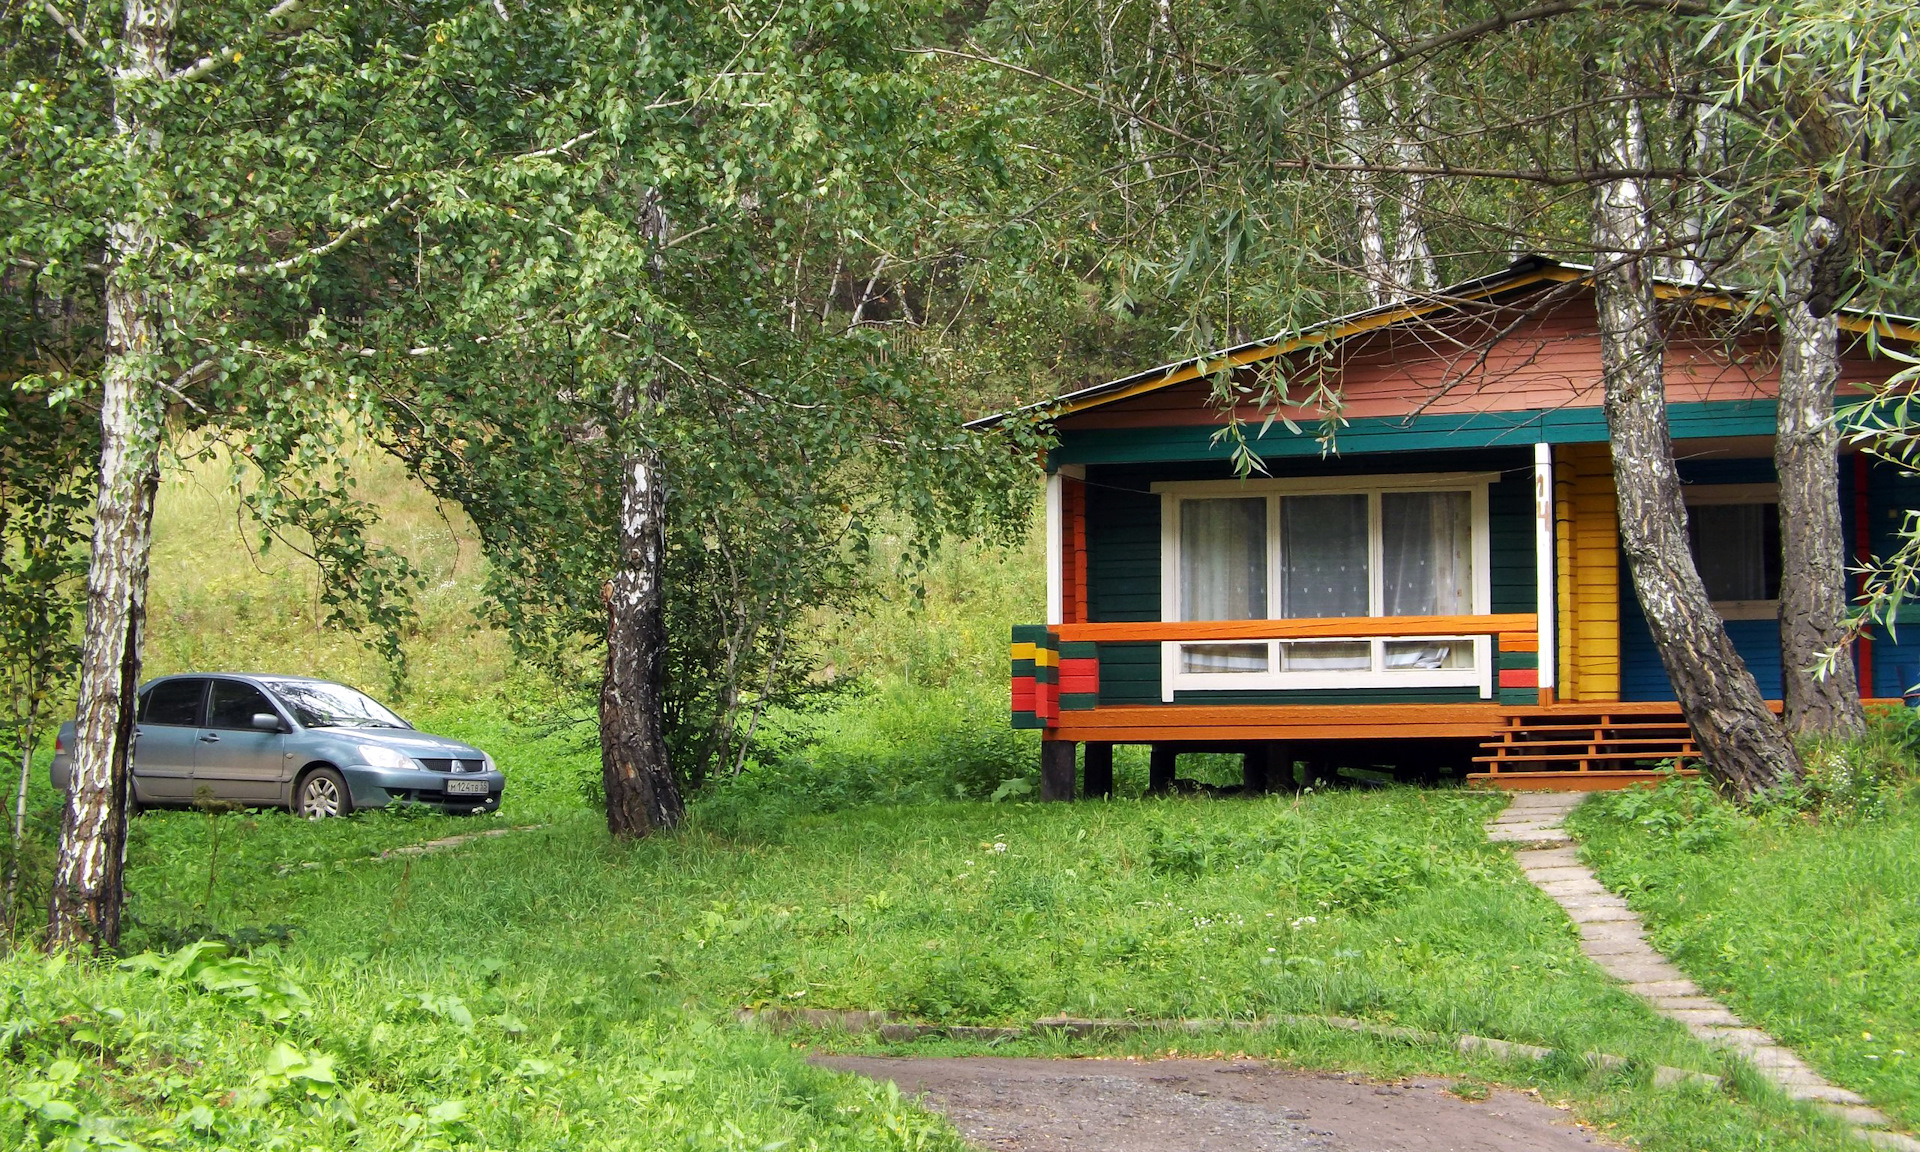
[1619,456,1920,702]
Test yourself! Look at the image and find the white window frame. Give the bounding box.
[1684,482,1779,621]
[1153,473,1497,699]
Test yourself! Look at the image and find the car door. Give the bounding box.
[131,678,207,803]
[195,678,290,804]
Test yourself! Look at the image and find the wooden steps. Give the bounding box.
[1470,705,1700,785]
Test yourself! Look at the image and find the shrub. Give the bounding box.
[695,681,1039,828]
[1764,705,1920,821]
[1584,773,1739,853]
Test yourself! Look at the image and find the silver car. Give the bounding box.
[49,674,505,817]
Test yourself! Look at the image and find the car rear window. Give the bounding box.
[141,679,207,727]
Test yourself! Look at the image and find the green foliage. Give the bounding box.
[1582,775,1742,856]
[0,947,967,1150]
[700,682,1039,826]
[1768,707,1920,820]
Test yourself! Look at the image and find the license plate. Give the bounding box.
[445,779,489,796]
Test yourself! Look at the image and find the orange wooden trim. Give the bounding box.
[1066,476,1089,625]
[1498,632,1539,653]
[1054,613,1537,643]
[1466,770,1699,792]
[1065,703,1506,724]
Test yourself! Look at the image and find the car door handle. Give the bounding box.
[199,733,220,743]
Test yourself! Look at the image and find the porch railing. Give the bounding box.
[1013,614,1541,729]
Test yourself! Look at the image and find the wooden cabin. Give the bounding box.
[994,256,1920,794]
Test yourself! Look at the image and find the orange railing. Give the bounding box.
[1054,613,1538,651]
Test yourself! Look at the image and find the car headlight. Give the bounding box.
[357,745,422,771]
[481,752,497,774]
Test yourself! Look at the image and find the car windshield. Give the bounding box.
[264,679,408,729]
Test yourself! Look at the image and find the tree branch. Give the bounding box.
[1265,155,1700,186]
[1310,0,1712,106]
[40,0,93,55]
[903,44,1223,155]
[171,0,312,82]
[230,195,406,278]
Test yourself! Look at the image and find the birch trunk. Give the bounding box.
[598,191,685,837]
[1387,74,1437,298]
[1776,215,1865,738]
[599,415,685,837]
[1592,96,1800,799]
[46,0,175,952]
[4,711,38,930]
[1329,12,1391,307]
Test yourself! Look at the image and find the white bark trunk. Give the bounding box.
[1330,12,1391,307]
[46,0,175,953]
[1387,74,1437,297]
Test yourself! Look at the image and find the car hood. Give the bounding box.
[307,727,487,761]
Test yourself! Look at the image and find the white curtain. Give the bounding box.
[1180,498,1267,620]
[1280,494,1370,618]
[1382,491,1472,616]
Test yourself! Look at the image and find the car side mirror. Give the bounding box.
[251,713,286,732]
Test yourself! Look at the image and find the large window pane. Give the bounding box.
[1280,494,1369,617]
[1382,491,1474,616]
[1689,503,1779,601]
[1180,498,1267,620]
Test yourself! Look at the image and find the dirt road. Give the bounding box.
[814,1056,1617,1151]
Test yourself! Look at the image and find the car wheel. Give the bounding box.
[295,767,352,819]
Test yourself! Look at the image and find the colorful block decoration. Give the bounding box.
[1011,626,1100,729]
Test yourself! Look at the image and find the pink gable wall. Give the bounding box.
[1060,289,1895,432]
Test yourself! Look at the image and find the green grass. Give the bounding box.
[0,783,1868,1150]
[0,449,1900,1150]
[1572,770,1920,1133]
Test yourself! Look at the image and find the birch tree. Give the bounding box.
[366,0,1040,834]
[4,0,592,949]
[0,389,92,933]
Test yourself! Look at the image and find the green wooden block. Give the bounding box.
[1060,693,1101,711]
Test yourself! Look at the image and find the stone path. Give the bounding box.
[1489,793,1920,1151]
